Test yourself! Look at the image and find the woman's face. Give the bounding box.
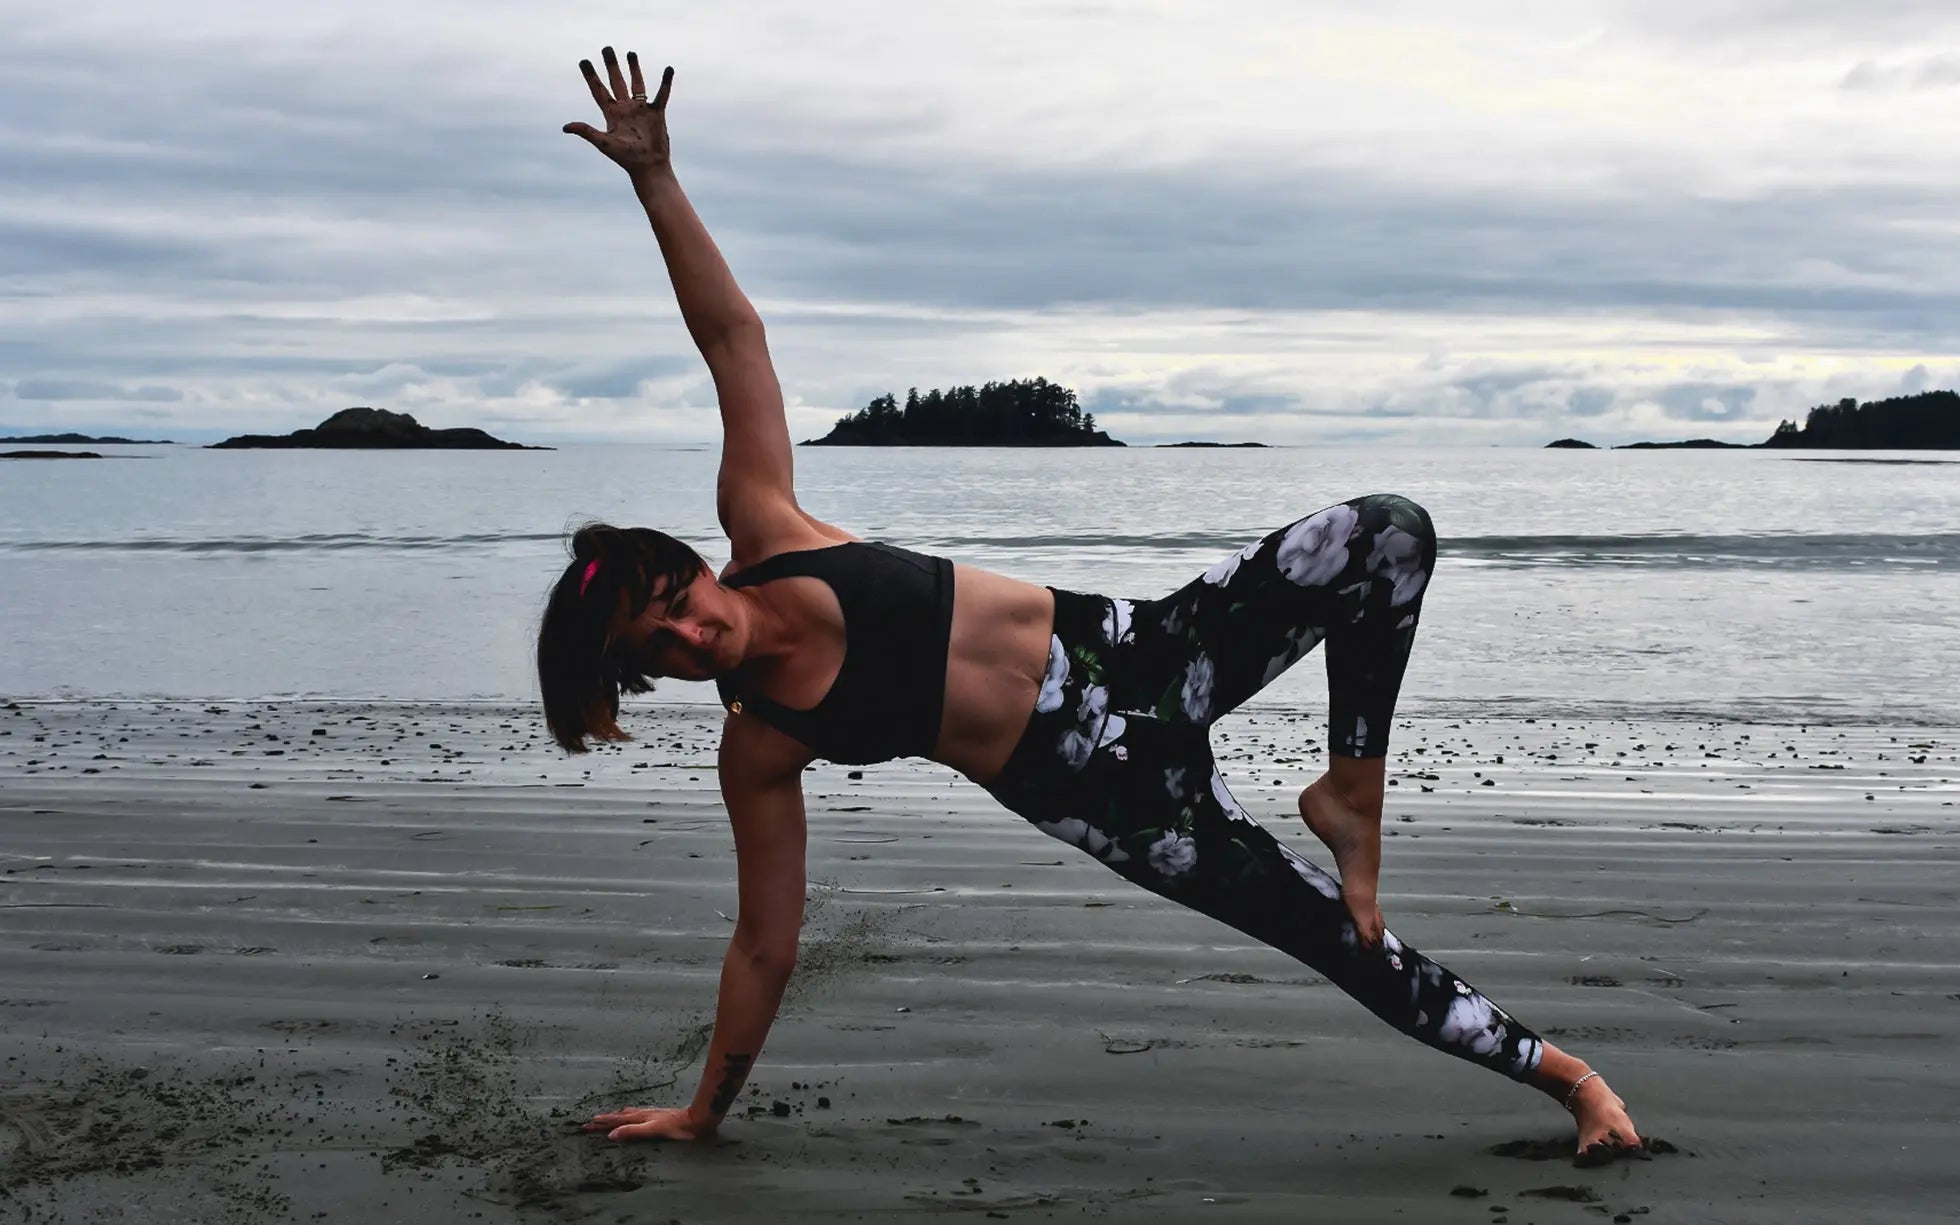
[607,567,735,681]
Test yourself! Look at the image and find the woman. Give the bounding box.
[546,47,1642,1162]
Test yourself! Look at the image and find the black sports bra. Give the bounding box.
[713,541,955,764]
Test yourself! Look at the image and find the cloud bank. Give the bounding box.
[4,0,1959,446]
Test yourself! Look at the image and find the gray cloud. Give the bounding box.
[4,3,1959,446]
[11,17,1958,329]
[1841,55,1960,91]
[1566,388,1618,418]
[1081,386,1329,421]
[11,379,184,402]
[1628,1,1960,49]
[1651,384,1758,421]
[667,145,1960,360]
[550,357,699,399]
[0,220,206,278]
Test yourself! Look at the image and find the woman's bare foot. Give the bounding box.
[1298,776,1384,947]
[1567,1073,1643,1165]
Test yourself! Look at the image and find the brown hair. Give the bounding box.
[537,522,709,753]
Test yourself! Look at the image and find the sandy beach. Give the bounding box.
[2,698,1955,1223]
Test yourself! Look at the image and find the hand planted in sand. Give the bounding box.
[1569,1075,1644,1165]
[583,1105,716,1142]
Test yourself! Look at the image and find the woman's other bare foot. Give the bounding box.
[1299,775,1384,947]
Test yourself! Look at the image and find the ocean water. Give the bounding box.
[2,444,1955,725]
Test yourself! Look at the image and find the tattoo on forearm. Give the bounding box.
[708,1053,753,1116]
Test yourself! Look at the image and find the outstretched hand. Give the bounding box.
[582,1104,716,1142]
[563,46,674,179]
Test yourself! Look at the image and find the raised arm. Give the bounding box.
[563,47,802,553]
[585,712,811,1142]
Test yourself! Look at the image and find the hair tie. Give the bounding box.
[579,559,602,597]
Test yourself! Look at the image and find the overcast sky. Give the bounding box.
[4,0,1959,445]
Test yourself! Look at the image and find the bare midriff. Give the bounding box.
[930,564,1056,787]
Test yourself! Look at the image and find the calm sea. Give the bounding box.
[3,444,1955,725]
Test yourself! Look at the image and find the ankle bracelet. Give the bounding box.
[1563,1071,1600,1111]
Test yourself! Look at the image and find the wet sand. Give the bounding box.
[2,699,1956,1223]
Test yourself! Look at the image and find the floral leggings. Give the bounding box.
[983,494,1545,1082]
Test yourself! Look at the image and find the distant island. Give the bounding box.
[1615,438,1739,450]
[1547,390,1960,450]
[209,408,547,450]
[0,433,172,444]
[3,449,101,460]
[801,378,1123,446]
[1155,441,1269,448]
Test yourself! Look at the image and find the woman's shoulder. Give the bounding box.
[722,515,863,581]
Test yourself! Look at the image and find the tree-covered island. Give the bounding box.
[801,378,1123,446]
[1763,390,1960,449]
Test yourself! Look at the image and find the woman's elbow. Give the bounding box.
[700,314,767,361]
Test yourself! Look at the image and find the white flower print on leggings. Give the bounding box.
[1275,503,1359,587]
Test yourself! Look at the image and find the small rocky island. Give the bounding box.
[1155,441,1269,448]
[210,408,546,450]
[802,378,1123,446]
[1547,390,1959,450]
[2,450,103,460]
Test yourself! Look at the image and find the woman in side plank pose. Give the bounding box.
[543,46,1643,1161]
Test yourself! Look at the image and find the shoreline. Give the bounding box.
[11,691,1957,730]
[3,701,1956,1222]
